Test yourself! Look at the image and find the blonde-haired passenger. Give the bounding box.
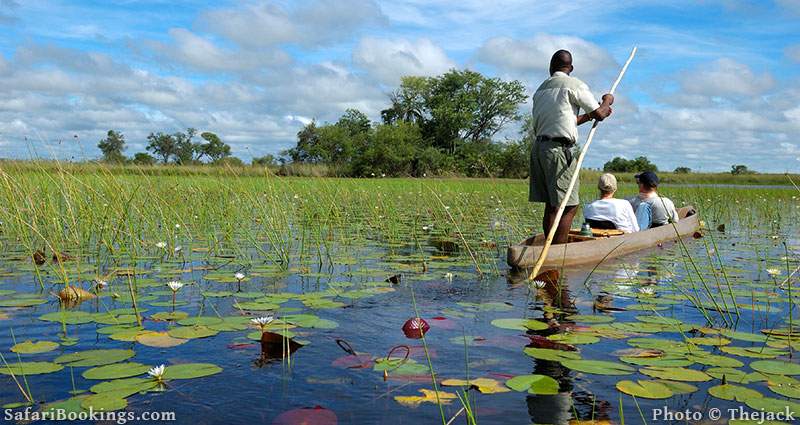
[583,173,639,233]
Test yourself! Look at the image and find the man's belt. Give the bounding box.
[536,135,576,166]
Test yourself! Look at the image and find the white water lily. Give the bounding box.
[445,272,454,282]
[234,272,245,281]
[94,280,108,290]
[167,281,184,292]
[251,316,274,327]
[148,364,166,381]
[766,268,782,276]
[155,241,167,249]
[532,280,547,289]
[638,286,655,295]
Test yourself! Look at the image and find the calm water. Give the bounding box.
[0,188,798,425]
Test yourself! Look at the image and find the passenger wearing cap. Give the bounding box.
[583,173,639,233]
[629,171,679,230]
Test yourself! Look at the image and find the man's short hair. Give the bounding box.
[635,171,659,189]
[549,50,572,73]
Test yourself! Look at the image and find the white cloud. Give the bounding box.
[680,58,774,97]
[353,37,455,84]
[476,34,616,78]
[201,0,384,48]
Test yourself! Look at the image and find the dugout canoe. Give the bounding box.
[507,206,700,268]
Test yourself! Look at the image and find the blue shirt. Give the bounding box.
[636,202,653,230]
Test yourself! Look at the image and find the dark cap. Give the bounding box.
[635,171,659,187]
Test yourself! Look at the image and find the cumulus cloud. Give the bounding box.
[201,0,384,48]
[476,34,616,78]
[143,28,291,72]
[680,58,774,97]
[353,37,455,84]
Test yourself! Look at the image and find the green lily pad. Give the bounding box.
[505,374,559,394]
[177,316,224,326]
[167,325,219,339]
[11,340,59,354]
[720,329,769,343]
[706,367,766,384]
[745,396,800,414]
[0,361,64,375]
[151,311,189,321]
[565,314,614,323]
[750,360,800,376]
[721,346,786,359]
[639,366,712,382]
[41,396,86,416]
[90,377,158,394]
[0,298,47,307]
[547,333,599,345]
[709,384,763,401]
[82,362,151,380]
[283,314,339,329]
[560,359,634,375]
[80,391,127,411]
[163,363,222,380]
[635,315,684,326]
[616,380,674,399]
[56,349,135,367]
[39,311,95,324]
[687,353,743,368]
[490,318,548,331]
[620,355,693,367]
[654,380,698,394]
[524,348,581,362]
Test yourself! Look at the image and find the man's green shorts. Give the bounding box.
[529,139,580,206]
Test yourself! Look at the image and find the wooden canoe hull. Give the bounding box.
[507,206,700,268]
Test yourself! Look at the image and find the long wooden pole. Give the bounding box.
[528,46,638,281]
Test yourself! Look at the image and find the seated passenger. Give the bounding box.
[583,173,639,233]
[629,171,679,230]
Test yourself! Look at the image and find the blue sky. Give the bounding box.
[0,0,799,172]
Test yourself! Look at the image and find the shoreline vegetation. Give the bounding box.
[1,160,797,186]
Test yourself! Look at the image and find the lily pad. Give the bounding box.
[135,331,188,348]
[721,346,786,359]
[283,314,339,329]
[163,363,222,380]
[395,389,456,407]
[654,380,698,394]
[167,325,219,339]
[56,349,135,367]
[82,362,151,380]
[750,360,800,376]
[90,377,158,394]
[151,311,189,321]
[505,374,559,394]
[524,348,581,362]
[177,316,224,326]
[491,318,548,331]
[39,310,95,324]
[0,361,64,375]
[709,384,763,401]
[0,298,47,307]
[440,377,510,394]
[616,380,674,399]
[80,391,127,411]
[559,360,634,375]
[11,340,59,354]
[639,366,712,382]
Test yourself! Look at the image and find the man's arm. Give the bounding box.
[576,94,614,125]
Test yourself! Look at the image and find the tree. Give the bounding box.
[212,156,244,167]
[603,156,658,173]
[174,128,198,164]
[146,132,177,164]
[383,70,526,153]
[731,164,753,175]
[674,166,691,174]
[97,130,126,163]
[132,152,156,165]
[199,132,231,162]
[351,121,420,177]
[252,154,278,166]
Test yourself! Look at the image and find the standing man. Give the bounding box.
[529,50,615,244]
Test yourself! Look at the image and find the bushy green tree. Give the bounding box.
[146,132,177,164]
[252,154,278,166]
[132,152,156,165]
[352,121,420,176]
[174,128,199,164]
[199,132,231,162]
[674,166,691,174]
[603,156,658,173]
[731,164,754,175]
[97,130,126,163]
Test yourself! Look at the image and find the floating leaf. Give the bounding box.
[566,315,614,324]
[687,353,743,368]
[616,380,674,399]
[706,367,766,384]
[0,298,47,307]
[639,366,712,382]
[39,311,95,324]
[548,333,599,345]
[559,360,634,375]
[750,360,800,376]
[11,340,59,354]
[135,331,188,348]
[744,396,800,415]
[56,349,135,367]
[163,363,222,380]
[709,384,763,401]
[440,377,510,394]
[394,389,457,407]
[90,377,158,394]
[0,361,63,375]
[620,355,693,368]
[82,362,151,380]
[685,336,731,346]
[80,391,127,411]
[654,380,698,394]
[721,346,787,359]
[283,314,339,329]
[491,318,548,331]
[151,311,189,321]
[524,347,581,362]
[177,316,223,326]
[167,325,219,339]
[505,374,559,394]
